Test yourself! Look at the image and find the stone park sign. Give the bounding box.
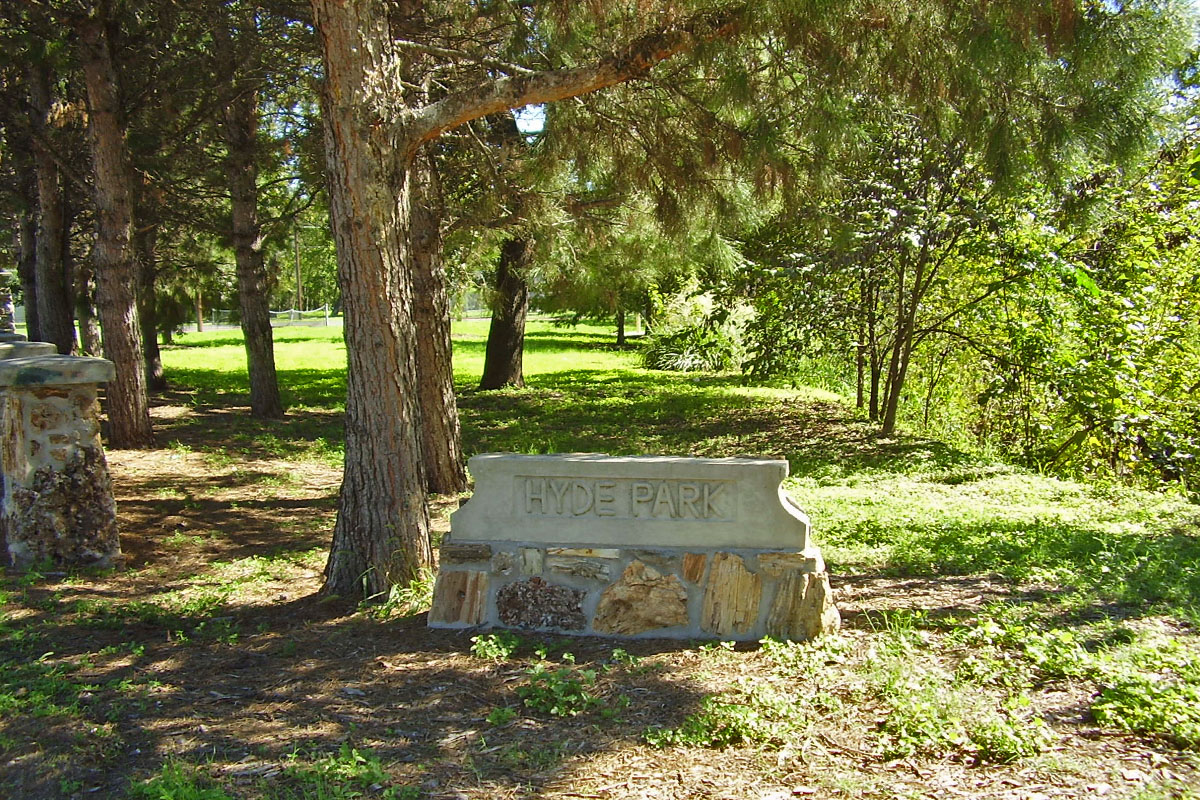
[429,454,839,641]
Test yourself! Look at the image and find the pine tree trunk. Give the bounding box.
[136,227,167,392]
[616,307,626,346]
[78,11,155,449]
[17,202,40,343]
[12,138,42,343]
[28,61,77,355]
[479,236,531,390]
[76,261,102,356]
[410,152,466,494]
[224,82,284,419]
[315,0,431,597]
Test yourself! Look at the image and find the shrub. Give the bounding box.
[641,324,740,373]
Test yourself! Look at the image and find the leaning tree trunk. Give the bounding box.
[880,256,925,437]
[315,0,431,596]
[479,236,532,390]
[78,11,155,449]
[29,61,77,355]
[136,226,167,392]
[410,151,466,493]
[224,82,284,419]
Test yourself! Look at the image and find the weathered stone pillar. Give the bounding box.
[0,355,121,569]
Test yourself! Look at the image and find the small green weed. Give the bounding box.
[470,631,522,660]
[486,706,517,725]
[128,762,232,800]
[364,570,434,619]
[0,655,90,718]
[278,743,414,799]
[518,657,603,717]
[645,689,795,749]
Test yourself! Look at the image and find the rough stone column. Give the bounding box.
[0,355,121,569]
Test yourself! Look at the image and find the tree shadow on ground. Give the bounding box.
[0,583,713,799]
[459,368,977,479]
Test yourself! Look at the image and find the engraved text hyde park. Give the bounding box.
[519,477,734,521]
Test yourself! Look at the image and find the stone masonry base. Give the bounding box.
[429,540,840,641]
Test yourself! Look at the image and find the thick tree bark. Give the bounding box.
[479,237,532,390]
[78,10,155,449]
[136,226,167,392]
[410,152,466,494]
[616,307,626,347]
[224,83,284,419]
[28,61,77,355]
[315,0,431,596]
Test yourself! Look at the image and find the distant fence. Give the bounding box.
[268,305,331,327]
[182,305,333,333]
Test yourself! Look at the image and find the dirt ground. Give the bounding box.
[2,402,1199,800]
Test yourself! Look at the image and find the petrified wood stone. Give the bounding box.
[496,577,586,631]
[593,560,689,635]
[440,542,492,564]
[630,549,680,572]
[701,553,762,636]
[758,552,823,577]
[547,556,612,581]
[547,547,620,558]
[766,570,841,641]
[520,547,543,574]
[428,570,488,626]
[682,552,707,583]
[7,448,118,567]
[491,550,516,575]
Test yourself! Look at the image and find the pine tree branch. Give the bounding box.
[408,5,746,147]
[393,39,536,76]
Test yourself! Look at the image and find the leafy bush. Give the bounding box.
[641,323,740,372]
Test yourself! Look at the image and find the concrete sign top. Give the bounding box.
[450,453,810,549]
[0,355,115,387]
